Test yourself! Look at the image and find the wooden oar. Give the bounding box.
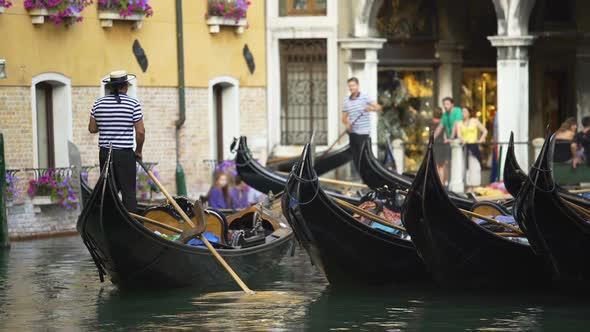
[315,177,368,189]
[495,232,526,238]
[276,171,368,189]
[563,199,590,219]
[266,155,295,165]
[130,213,183,233]
[319,111,366,159]
[570,188,590,194]
[460,208,524,236]
[333,197,406,232]
[136,159,255,295]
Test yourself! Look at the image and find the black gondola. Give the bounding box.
[77,157,294,290]
[281,143,429,286]
[504,134,590,209]
[514,135,590,283]
[233,136,361,205]
[359,138,476,210]
[267,144,352,175]
[401,137,549,288]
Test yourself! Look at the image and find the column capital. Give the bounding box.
[488,35,536,60]
[338,37,387,50]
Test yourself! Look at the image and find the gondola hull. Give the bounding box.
[233,136,361,205]
[268,145,352,175]
[402,138,549,288]
[514,136,590,283]
[77,165,294,290]
[282,144,429,287]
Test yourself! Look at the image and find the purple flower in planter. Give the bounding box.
[5,173,20,202]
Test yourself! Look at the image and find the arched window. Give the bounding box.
[31,73,73,168]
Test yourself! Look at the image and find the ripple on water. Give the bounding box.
[2,236,590,331]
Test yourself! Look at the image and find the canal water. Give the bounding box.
[0,236,589,331]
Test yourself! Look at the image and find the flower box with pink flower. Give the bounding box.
[206,0,251,35]
[0,1,13,14]
[27,169,78,212]
[24,0,91,25]
[98,0,153,30]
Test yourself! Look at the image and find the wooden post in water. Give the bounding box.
[0,134,9,248]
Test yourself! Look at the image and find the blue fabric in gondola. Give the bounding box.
[187,233,220,247]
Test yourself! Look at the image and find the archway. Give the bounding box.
[31,73,73,168]
[208,76,240,162]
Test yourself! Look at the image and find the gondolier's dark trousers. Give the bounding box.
[349,133,369,174]
[99,147,137,213]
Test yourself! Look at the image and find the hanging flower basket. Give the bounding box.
[205,0,250,34]
[24,0,91,25]
[97,0,153,29]
[0,1,13,14]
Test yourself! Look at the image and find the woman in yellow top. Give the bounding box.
[455,107,488,192]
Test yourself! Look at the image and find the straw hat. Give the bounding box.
[102,70,136,84]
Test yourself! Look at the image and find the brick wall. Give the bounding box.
[240,87,268,161]
[6,202,78,239]
[180,88,214,196]
[0,87,34,169]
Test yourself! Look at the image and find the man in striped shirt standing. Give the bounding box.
[342,77,382,173]
[88,70,145,212]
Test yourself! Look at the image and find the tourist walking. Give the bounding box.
[342,77,382,173]
[456,107,487,192]
[433,97,463,186]
[573,116,590,168]
[88,70,144,212]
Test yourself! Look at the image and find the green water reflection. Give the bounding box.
[0,236,589,331]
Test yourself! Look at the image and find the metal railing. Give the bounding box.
[387,138,547,193]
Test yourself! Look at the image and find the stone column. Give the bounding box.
[392,138,405,174]
[340,38,386,154]
[488,35,535,172]
[435,41,464,103]
[449,139,465,193]
[576,38,590,123]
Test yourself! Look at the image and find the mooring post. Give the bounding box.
[449,139,465,193]
[392,139,405,175]
[0,134,9,248]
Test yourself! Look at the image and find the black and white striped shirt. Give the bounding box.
[91,94,143,149]
[343,92,374,135]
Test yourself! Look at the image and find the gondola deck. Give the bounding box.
[77,160,294,290]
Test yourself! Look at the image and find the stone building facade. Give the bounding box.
[0,1,267,238]
[268,0,590,174]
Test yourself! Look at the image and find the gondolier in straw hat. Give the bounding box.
[342,77,382,173]
[88,70,145,212]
